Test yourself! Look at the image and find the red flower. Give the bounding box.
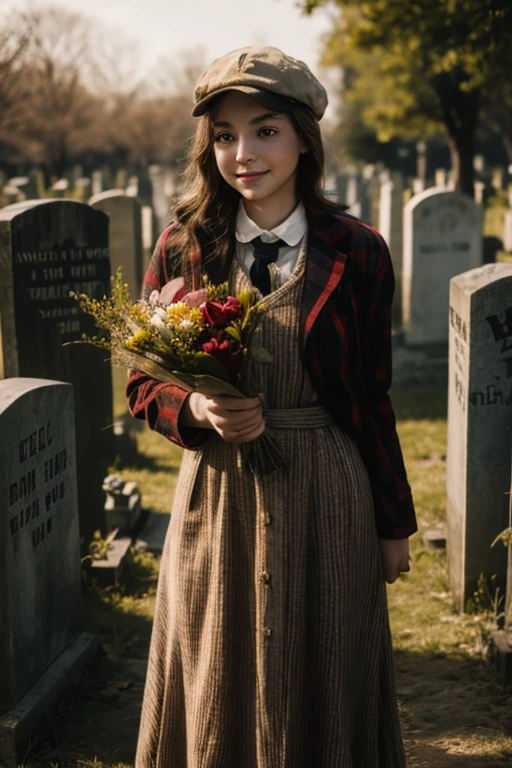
[200,301,226,327]
[222,296,243,322]
[200,297,243,327]
[201,337,244,374]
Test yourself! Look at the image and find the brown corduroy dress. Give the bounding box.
[135,237,407,767]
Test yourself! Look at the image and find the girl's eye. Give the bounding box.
[213,133,233,143]
[259,128,277,138]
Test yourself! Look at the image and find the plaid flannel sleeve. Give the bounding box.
[359,227,417,539]
[125,227,211,450]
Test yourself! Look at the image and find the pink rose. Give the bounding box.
[181,288,208,307]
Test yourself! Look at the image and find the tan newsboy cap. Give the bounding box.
[193,46,328,120]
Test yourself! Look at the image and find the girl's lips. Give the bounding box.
[236,171,268,182]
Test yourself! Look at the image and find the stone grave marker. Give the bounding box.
[379,172,404,327]
[149,164,170,231]
[447,264,512,611]
[402,188,483,345]
[435,169,447,188]
[90,189,143,300]
[142,205,158,271]
[0,378,97,765]
[91,170,103,197]
[0,200,113,547]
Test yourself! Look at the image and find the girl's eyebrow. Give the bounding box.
[213,112,284,128]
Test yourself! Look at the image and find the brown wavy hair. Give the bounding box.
[170,100,343,286]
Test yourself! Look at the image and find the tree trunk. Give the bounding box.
[448,130,475,198]
[431,70,480,198]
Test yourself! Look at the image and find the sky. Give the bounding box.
[6,0,337,105]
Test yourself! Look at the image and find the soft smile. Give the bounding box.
[236,171,269,182]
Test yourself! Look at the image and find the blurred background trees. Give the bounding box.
[1,0,511,191]
[306,0,512,195]
[0,5,204,180]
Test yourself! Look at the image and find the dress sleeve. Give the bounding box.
[125,227,211,450]
[359,227,417,539]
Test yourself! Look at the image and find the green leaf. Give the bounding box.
[191,351,232,382]
[224,325,242,343]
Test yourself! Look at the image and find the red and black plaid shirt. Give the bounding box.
[126,206,417,539]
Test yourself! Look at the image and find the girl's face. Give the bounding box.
[211,91,307,218]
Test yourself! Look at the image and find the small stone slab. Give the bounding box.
[0,631,99,768]
[89,536,132,587]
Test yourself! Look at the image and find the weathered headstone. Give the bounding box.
[402,189,483,345]
[474,181,485,205]
[51,179,69,198]
[149,164,170,231]
[91,170,103,197]
[142,205,158,271]
[434,169,447,188]
[89,190,143,300]
[0,378,97,766]
[447,264,512,611]
[379,172,404,327]
[412,178,425,195]
[0,200,113,547]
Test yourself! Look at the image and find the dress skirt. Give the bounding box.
[135,240,407,767]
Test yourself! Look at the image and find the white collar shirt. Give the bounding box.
[235,201,308,291]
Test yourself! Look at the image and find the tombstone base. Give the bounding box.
[0,632,99,768]
[489,630,512,686]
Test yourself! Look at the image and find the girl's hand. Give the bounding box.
[182,392,265,444]
[379,538,411,584]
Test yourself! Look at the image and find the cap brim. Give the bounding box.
[192,85,294,117]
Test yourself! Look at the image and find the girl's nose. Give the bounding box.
[235,138,256,164]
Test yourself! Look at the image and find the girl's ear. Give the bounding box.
[299,143,309,154]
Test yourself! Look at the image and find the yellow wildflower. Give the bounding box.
[125,329,152,350]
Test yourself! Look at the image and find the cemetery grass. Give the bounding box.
[30,385,512,767]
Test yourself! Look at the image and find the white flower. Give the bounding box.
[150,307,173,339]
[148,290,160,308]
[179,318,194,329]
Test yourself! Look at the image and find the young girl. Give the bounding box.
[127,46,416,768]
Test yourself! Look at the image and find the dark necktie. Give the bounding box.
[249,236,285,296]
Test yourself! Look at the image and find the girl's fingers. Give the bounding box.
[207,395,261,413]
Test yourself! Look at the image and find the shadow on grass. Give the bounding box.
[396,647,512,767]
[23,630,512,767]
[392,386,448,421]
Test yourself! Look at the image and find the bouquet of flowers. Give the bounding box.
[69,269,285,475]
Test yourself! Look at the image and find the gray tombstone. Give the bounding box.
[0,200,113,547]
[434,169,447,188]
[447,264,512,610]
[89,190,144,301]
[142,204,158,272]
[91,170,103,197]
[0,378,97,766]
[149,164,170,231]
[379,172,404,328]
[402,188,483,346]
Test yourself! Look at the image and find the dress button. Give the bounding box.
[263,626,272,638]
[262,511,272,525]
[261,570,270,584]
